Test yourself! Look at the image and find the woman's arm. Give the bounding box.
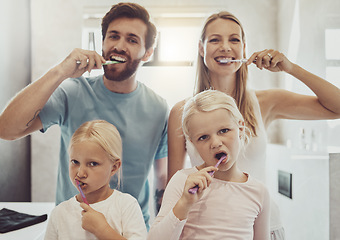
[167,100,187,182]
[249,49,340,126]
[288,63,340,114]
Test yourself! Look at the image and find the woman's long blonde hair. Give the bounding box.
[194,11,258,136]
[69,120,123,187]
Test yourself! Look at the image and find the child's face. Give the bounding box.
[188,109,242,172]
[69,140,120,201]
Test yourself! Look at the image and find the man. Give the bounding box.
[0,3,168,229]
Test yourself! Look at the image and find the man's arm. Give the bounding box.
[153,157,167,214]
[0,48,105,140]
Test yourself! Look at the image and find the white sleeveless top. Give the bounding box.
[185,90,283,231]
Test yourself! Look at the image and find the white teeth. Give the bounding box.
[217,57,234,63]
[216,57,232,62]
[110,55,126,62]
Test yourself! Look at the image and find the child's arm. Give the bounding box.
[253,185,271,240]
[148,166,217,240]
[80,203,126,240]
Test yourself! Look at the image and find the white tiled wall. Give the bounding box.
[30,0,83,202]
[266,144,330,240]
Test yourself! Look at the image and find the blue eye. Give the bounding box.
[89,162,99,167]
[209,38,219,43]
[109,35,119,40]
[71,159,79,165]
[219,128,230,134]
[198,135,208,141]
[128,38,138,44]
[230,38,240,43]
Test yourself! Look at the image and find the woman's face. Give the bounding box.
[199,18,245,77]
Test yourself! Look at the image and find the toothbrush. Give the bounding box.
[188,155,227,194]
[218,59,248,64]
[102,60,123,65]
[75,179,89,205]
[75,60,122,65]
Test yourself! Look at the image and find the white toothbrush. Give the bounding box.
[218,59,248,63]
[76,60,123,65]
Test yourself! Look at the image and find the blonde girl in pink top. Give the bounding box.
[148,90,270,240]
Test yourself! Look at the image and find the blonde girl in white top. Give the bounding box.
[45,120,146,240]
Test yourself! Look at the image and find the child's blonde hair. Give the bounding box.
[69,120,123,187]
[182,90,250,148]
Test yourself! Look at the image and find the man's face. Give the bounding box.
[102,17,152,82]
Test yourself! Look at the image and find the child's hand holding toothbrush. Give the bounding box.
[80,203,126,240]
[185,166,218,197]
[80,203,108,234]
[173,166,218,221]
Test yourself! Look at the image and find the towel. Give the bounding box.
[0,208,47,233]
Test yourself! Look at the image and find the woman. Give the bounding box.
[167,11,340,239]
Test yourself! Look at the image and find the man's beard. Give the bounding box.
[103,54,142,82]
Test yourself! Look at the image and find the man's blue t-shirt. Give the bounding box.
[39,75,168,227]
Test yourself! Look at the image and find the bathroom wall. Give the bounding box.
[30,0,83,201]
[330,153,340,239]
[266,144,330,239]
[277,0,340,151]
[0,1,31,201]
[270,0,340,238]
